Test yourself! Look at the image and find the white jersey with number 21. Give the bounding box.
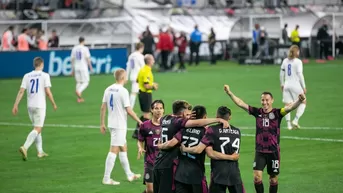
[20,70,52,109]
[102,83,130,130]
[281,58,303,89]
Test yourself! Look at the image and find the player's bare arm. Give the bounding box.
[185,118,229,128]
[12,88,26,115]
[181,142,206,154]
[87,57,93,72]
[224,85,249,112]
[284,94,306,114]
[205,146,239,161]
[280,66,285,91]
[137,140,145,159]
[157,137,179,150]
[126,107,143,125]
[100,102,107,134]
[70,56,75,76]
[144,83,157,91]
[45,87,57,111]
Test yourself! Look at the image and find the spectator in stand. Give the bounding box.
[189,25,202,66]
[37,30,48,50]
[176,31,187,72]
[282,23,289,45]
[1,25,15,51]
[48,29,59,48]
[17,28,36,51]
[168,27,177,70]
[157,28,173,71]
[252,24,260,56]
[255,27,269,58]
[29,28,38,51]
[141,31,155,55]
[208,27,216,65]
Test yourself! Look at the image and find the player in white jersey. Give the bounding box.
[71,37,93,103]
[280,45,307,130]
[126,42,145,108]
[12,57,57,161]
[100,68,143,185]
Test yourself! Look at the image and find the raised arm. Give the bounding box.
[185,118,228,128]
[223,85,249,112]
[284,94,306,114]
[205,147,239,161]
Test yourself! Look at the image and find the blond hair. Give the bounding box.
[114,68,126,81]
[288,45,299,59]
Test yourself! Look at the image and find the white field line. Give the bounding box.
[1,122,342,143]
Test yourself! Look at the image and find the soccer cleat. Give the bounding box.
[127,173,141,182]
[37,152,49,158]
[77,98,85,103]
[19,146,28,161]
[292,121,300,130]
[102,179,120,185]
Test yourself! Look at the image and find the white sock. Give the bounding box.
[284,112,291,128]
[23,130,38,150]
[76,83,82,93]
[119,152,133,177]
[103,152,117,181]
[77,82,89,94]
[35,133,43,154]
[130,94,136,108]
[294,103,306,123]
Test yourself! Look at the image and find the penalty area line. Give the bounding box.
[0,122,342,143]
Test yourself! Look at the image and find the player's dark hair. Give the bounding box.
[261,91,273,98]
[8,26,14,31]
[33,57,44,68]
[216,106,231,121]
[192,105,207,119]
[136,42,144,50]
[151,99,164,109]
[172,100,192,115]
[79,36,85,43]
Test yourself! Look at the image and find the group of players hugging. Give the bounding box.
[134,84,306,193]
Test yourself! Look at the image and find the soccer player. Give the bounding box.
[280,45,307,130]
[126,42,145,108]
[181,106,243,193]
[71,36,92,103]
[153,100,229,193]
[137,99,164,193]
[132,54,158,139]
[100,68,142,185]
[12,57,57,161]
[223,84,306,193]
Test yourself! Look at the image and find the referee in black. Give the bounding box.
[132,54,158,139]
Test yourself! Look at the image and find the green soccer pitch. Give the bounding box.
[0,61,342,193]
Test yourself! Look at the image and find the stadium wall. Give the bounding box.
[0,48,127,78]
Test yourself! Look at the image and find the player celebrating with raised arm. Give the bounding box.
[181,106,243,193]
[71,37,92,103]
[12,57,57,161]
[153,100,229,193]
[223,85,306,193]
[280,45,307,130]
[100,69,142,185]
[137,100,164,193]
[126,42,145,108]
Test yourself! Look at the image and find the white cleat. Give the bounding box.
[292,121,300,130]
[287,126,293,130]
[102,179,120,185]
[127,174,141,182]
[37,152,49,158]
[19,146,28,161]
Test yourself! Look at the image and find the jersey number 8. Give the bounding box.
[219,137,240,154]
[287,64,292,76]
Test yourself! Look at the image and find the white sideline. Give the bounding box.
[1,122,342,143]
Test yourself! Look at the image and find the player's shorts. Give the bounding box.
[109,128,127,146]
[131,82,139,93]
[28,107,46,127]
[143,163,154,184]
[175,178,208,193]
[253,151,280,176]
[153,167,174,193]
[74,69,90,83]
[138,91,152,113]
[209,182,245,193]
[282,86,303,103]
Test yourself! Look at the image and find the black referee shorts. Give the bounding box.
[138,90,152,113]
